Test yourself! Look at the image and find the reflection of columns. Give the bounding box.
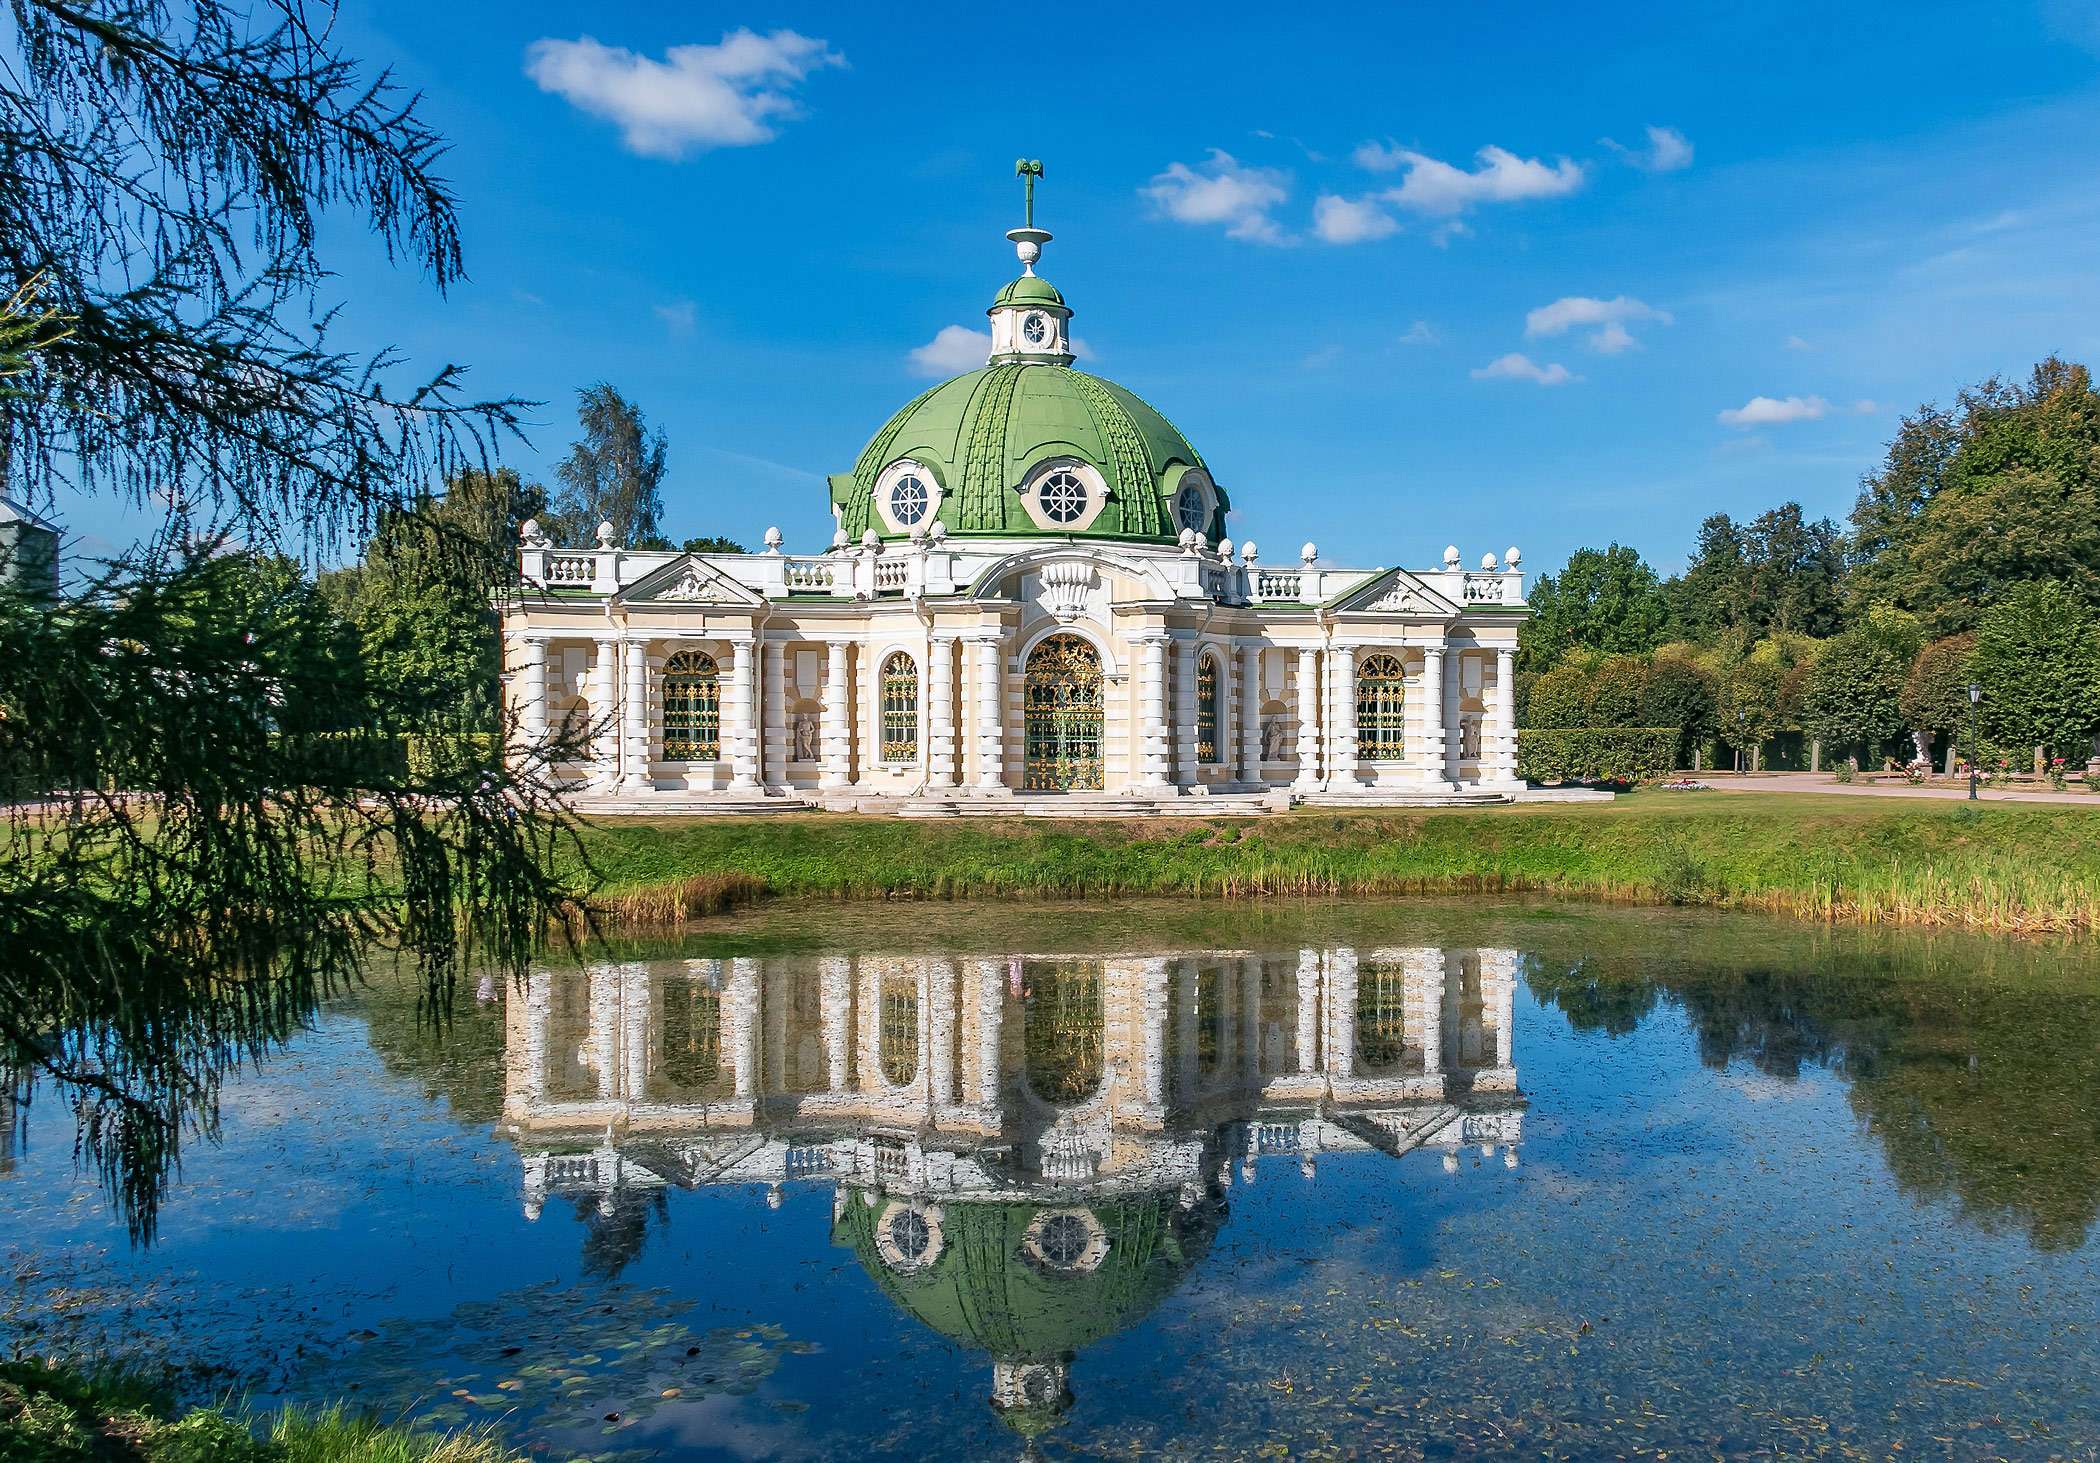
[1175,959,1198,1102]
[820,957,852,1092]
[1406,947,1443,1076]
[1139,958,1169,1110]
[619,962,650,1104]
[591,637,620,785]
[973,634,1006,789]
[1486,948,1518,1068]
[764,960,789,1096]
[586,963,619,1098]
[1241,957,1262,1080]
[1443,650,1464,788]
[1137,634,1170,788]
[1490,647,1519,788]
[1293,649,1321,791]
[820,641,851,789]
[928,635,958,789]
[620,640,649,789]
[524,968,550,1102]
[728,958,760,1098]
[726,635,759,791]
[974,960,1003,1106]
[1330,645,1359,791]
[929,960,956,1109]
[762,640,787,793]
[1419,644,1449,789]
[1238,644,1263,786]
[1327,947,1358,1081]
[1294,951,1320,1075]
[1172,637,1198,788]
[521,636,549,746]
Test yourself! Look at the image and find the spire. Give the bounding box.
[1008,158,1050,276]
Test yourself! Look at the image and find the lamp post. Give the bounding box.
[1966,684,1981,800]
[1734,708,1745,775]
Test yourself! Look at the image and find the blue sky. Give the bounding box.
[59,2,2100,579]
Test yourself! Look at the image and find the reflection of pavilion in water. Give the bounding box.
[504,946,1522,1438]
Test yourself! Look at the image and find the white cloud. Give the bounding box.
[1312,193,1398,244]
[907,325,990,377]
[1604,124,1693,172]
[1472,353,1578,386]
[1069,336,1095,362]
[1399,320,1440,346]
[1853,399,1880,414]
[1786,334,1815,351]
[1524,294,1672,353]
[1354,142,1585,216]
[1302,344,1342,368]
[1718,394,1830,427]
[653,301,695,335]
[1142,150,1293,244]
[524,28,843,160]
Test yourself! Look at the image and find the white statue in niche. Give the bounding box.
[791,714,820,762]
[1260,717,1290,761]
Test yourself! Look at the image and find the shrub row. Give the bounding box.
[1517,727,1678,784]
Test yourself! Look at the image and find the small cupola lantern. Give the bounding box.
[987,159,1075,367]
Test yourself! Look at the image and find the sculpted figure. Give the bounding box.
[1261,716,1289,761]
[792,714,819,762]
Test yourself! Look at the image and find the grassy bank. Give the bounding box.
[0,1361,522,1463]
[567,794,2100,935]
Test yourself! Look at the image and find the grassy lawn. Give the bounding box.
[563,791,2100,934]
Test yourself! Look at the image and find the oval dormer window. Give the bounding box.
[1176,481,1207,532]
[1039,470,1088,525]
[889,474,929,526]
[1022,312,1049,346]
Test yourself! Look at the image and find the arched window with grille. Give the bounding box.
[880,652,919,762]
[880,974,919,1087]
[1356,653,1407,761]
[663,650,720,761]
[1196,653,1220,764]
[1355,962,1408,1073]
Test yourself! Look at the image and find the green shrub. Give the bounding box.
[1516,727,1677,784]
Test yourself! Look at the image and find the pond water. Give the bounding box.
[4,898,2099,1462]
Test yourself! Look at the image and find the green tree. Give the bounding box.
[1638,656,1719,767]
[1665,504,1846,643]
[680,535,748,554]
[1517,545,1666,672]
[1970,580,2100,760]
[1801,630,1908,764]
[1900,634,1977,754]
[1718,660,1784,767]
[549,383,668,547]
[1524,665,1592,728]
[1587,656,1648,728]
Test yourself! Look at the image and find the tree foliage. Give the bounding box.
[1718,660,1784,755]
[1801,630,1908,758]
[1900,634,1976,738]
[1638,657,1719,765]
[1517,544,1665,672]
[549,383,668,547]
[1969,580,2100,756]
[1665,504,1846,644]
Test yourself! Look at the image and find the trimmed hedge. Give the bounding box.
[1518,727,1678,784]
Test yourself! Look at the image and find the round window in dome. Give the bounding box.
[888,1209,931,1262]
[1022,311,1049,346]
[1039,470,1088,525]
[889,475,929,526]
[1176,481,1208,532]
[1037,1212,1089,1268]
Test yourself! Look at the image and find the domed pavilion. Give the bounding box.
[502,169,1530,812]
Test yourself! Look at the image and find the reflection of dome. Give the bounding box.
[833,1187,1220,1435]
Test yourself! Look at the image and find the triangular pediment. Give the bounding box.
[1329,568,1458,616]
[617,555,764,607]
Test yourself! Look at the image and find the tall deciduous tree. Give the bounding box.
[1638,656,1719,768]
[1900,635,1977,748]
[1666,505,1846,643]
[1517,545,1666,672]
[1969,581,2100,760]
[1718,660,1784,766]
[549,384,668,547]
[1801,630,1908,764]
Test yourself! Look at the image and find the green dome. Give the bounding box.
[991,276,1068,310]
[830,363,1223,543]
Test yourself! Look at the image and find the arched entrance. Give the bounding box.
[1023,634,1104,790]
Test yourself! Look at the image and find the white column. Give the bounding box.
[1330,644,1359,791]
[928,959,956,1111]
[1419,644,1449,789]
[1443,649,1465,789]
[520,636,549,747]
[1139,957,1169,1111]
[1490,647,1520,788]
[1138,634,1171,788]
[821,640,851,790]
[1172,637,1198,789]
[928,634,958,789]
[726,635,759,791]
[1292,648,1321,791]
[1327,947,1357,1081]
[620,639,649,790]
[857,643,878,789]
[763,640,787,793]
[973,633,1006,790]
[590,636,620,787]
[1238,644,1263,787]
[974,959,1003,1106]
[728,957,760,1099]
[1294,950,1320,1075]
[820,956,852,1091]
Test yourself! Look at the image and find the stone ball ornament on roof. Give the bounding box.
[1443,544,1461,568]
[1506,546,1521,566]
[596,521,617,547]
[1481,552,1499,570]
[1301,542,1317,566]
[762,526,783,553]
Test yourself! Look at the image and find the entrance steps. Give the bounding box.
[566,791,813,817]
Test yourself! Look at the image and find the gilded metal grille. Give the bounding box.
[1355,962,1407,1072]
[881,652,919,762]
[1023,634,1103,790]
[663,650,720,761]
[1196,654,1220,764]
[1356,652,1407,761]
[660,969,723,1089]
[1023,961,1104,1104]
[880,976,919,1086]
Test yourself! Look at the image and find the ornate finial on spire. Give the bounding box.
[1007,159,1050,275]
